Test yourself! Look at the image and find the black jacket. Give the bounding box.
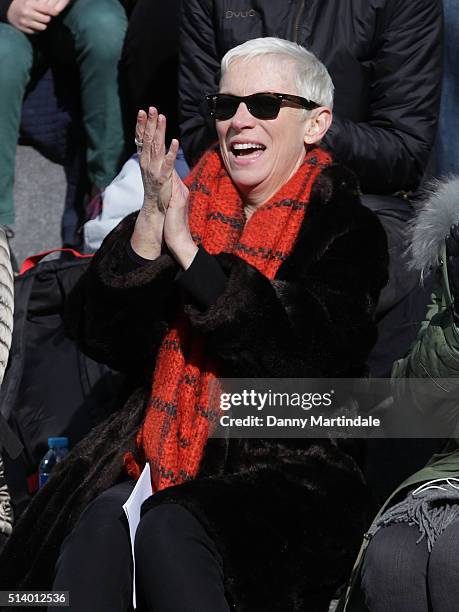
[120,0,181,151]
[0,0,12,21]
[179,0,442,195]
[0,164,388,610]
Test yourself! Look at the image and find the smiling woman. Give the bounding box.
[0,38,388,612]
[213,39,333,205]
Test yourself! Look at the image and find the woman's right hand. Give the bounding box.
[137,107,179,215]
[131,107,179,259]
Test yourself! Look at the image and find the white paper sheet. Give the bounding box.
[123,463,153,608]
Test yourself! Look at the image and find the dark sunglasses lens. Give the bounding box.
[249,95,281,119]
[212,96,239,120]
[208,94,281,120]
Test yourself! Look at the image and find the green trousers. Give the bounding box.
[0,0,127,224]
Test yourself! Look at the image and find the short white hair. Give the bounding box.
[220,37,334,109]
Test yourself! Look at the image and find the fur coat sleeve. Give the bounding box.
[65,215,180,374]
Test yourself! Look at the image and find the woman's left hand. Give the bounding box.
[163,171,198,270]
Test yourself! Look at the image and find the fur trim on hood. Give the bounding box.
[409,176,459,273]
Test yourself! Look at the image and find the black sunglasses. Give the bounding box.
[205,92,320,120]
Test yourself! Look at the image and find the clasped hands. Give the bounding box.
[7,0,71,34]
[131,107,198,270]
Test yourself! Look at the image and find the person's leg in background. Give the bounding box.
[0,24,35,226]
[54,0,128,195]
[51,481,134,612]
[437,0,459,176]
[360,523,430,612]
[428,518,459,612]
[119,0,190,179]
[119,0,180,156]
[175,148,190,179]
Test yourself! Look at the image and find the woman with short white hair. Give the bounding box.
[0,38,388,611]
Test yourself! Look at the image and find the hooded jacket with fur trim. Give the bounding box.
[0,164,388,611]
[343,176,459,611]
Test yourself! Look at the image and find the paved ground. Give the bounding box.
[10,145,66,268]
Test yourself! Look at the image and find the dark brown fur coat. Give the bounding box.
[0,164,388,611]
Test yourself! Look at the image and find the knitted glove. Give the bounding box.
[446,224,459,324]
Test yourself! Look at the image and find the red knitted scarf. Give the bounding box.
[125,146,331,491]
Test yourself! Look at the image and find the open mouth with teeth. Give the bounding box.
[231,142,267,158]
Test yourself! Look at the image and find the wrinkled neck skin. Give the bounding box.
[241,147,306,220]
[244,203,257,220]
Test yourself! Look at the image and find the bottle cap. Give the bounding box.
[48,437,69,448]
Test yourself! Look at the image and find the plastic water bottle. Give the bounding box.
[39,437,69,488]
